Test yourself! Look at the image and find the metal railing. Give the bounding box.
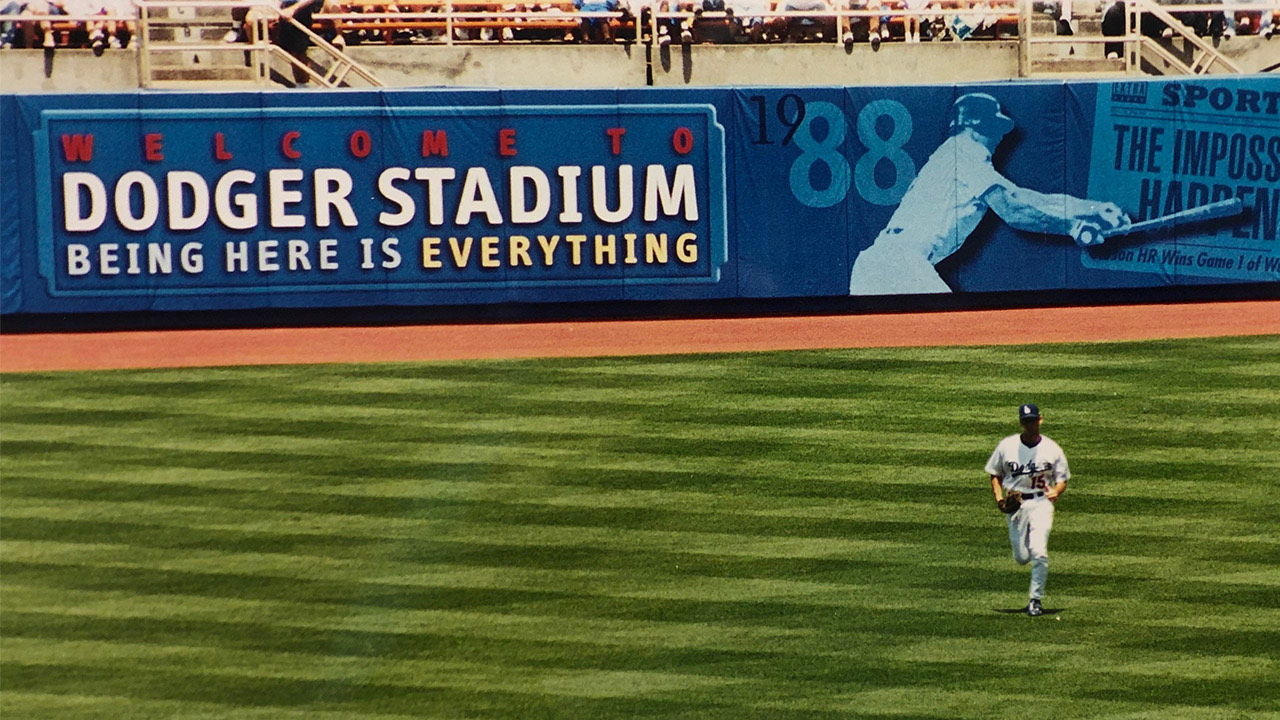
[129,0,384,87]
[3,0,1268,82]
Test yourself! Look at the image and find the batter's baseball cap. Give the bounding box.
[1019,403,1041,421]
[950,93,1015,139]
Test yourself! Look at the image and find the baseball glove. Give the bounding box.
[998,491,1023,514]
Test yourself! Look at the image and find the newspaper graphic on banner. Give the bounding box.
[1082,79,1280,282]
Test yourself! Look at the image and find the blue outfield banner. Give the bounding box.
[1,77,1277,316]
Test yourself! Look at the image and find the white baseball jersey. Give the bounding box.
[885,133,1012,264]
[849,132,1012,295]
[985,434,1070,494]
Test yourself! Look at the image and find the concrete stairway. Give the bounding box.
[137,1,383,88]
[138,4,262,87]
[1026,2,1126,76]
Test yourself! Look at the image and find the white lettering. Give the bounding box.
[62,173,107,232]
[114,171,160,232]
[180,242,204,273]
[591,165,633,223]
[414,168,456,226]
[558,166,583,223]
[258,239,280,272]
[318,239,338,270]
[377,168,415,227]
[455,168,503,225]
[268,168,305,229]
[314,168,358,228]
[215,170,258,230]
[644,164,699,221]
[509,166,551,224]
[167,171,210,231]
[67,244,91,275]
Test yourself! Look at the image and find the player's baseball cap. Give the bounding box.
[1019,403,1041,421]
[950,93,1015,139]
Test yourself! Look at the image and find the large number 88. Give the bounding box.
[785,99,917,209]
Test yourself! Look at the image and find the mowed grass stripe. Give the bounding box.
[5,593,1279,716]
[6,537,1279,625]
[6,581,1277,669]
[3,336,1278,718]
[12,408,1280,475]
[10,469,1275,541]
[11,387,1279,439]
[8,492,1275,579]
[4,472,1275,566]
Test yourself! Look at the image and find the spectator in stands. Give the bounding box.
[1221,0,1274,38]
[575,0,618,42]
[1158,0,1223,38]
[767,0,834,42]
[727,0,771,41]
[902,0,927,42]
[972,0,1003,38]
[945,1,987,40]
[690,0,735,43]
[277,0,324,84]
[842,0,887,48]
[1101,0,1123,58]
[1036,0,1072,34]
[90,0,134,50]
[26,0,67,48]
[0,0,32,48]
[650,0,695,45]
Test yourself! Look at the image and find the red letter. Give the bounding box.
[281,131,301,160]
[606,127,626,156]
[498,128,517,157]
[421,130,449,157]
[672,127,693,155]
[144,133,164,162]
[60,134,95,162]
[349,129,372,159]
[214,132,233,161]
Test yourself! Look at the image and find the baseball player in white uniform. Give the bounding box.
[985,403,1069,617]
[849,93,1129,296]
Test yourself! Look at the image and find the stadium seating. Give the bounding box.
[2,2,1276,49]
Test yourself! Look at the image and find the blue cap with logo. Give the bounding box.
[1019,403,1041,421]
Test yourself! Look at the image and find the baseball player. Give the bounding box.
[849,92,1129,296]
[986,403,1069,617]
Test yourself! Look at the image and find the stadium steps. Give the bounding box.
[1024,1,1244,77]
[1025,4,1122,75]
[135,0,384,88]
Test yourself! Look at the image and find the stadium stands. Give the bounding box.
[1,0,1276,50]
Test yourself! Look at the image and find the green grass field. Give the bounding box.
[2,335,1279,719]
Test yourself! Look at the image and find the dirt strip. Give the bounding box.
[2,300,1277,373]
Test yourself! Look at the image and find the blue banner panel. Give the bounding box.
[2,76,1276,317]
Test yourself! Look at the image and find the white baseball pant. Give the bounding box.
[1007,496,1054,601]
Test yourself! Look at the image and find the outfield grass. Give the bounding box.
[2,335,1278,719]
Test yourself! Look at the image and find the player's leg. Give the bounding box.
[1007,511,1031,565]
[1026,499,1055,601]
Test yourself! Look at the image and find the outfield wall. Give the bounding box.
[0,43,1024,93]
[2,75,1278,321]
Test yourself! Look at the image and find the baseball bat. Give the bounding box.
[1075,199,1245,246]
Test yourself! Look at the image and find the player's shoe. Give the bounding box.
[1027,599,1043,617]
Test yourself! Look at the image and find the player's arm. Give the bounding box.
[991,474,1004,502]
[1047,453,1070,502]
[1046,480,1067,502]
[984,184,1128,242]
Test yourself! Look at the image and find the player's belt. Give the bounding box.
[1020,491,1045,500]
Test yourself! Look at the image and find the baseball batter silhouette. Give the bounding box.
[849,93,1129,295]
